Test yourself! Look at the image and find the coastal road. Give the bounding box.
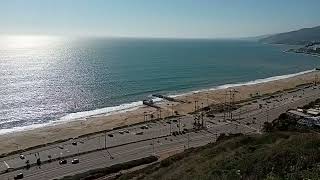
[1,84,320,180]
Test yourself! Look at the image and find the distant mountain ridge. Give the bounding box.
[260,26,320,45]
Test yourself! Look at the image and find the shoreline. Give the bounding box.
[284,50,320,58]
[0,69,316,135]
[0,69,320,155]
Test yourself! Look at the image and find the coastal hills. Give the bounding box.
[260,25,320,45]
[117,131,320,180]
[114,99,320,180]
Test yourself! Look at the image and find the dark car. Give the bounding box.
[135,132,144,135]
[14,173,23,179]
[72,141,77,145]
[172,132,177,136]
[59,159,67,165]
[71,158,79,164]
[108,134,114,137]
[140,125,149,129]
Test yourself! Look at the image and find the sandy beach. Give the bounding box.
[0,70,319,155]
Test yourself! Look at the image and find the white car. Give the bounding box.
[71,158,79,164]
[19,154,25,160]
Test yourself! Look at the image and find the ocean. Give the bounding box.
[1,36,320,134]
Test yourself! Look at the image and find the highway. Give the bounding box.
[0,84,319,180]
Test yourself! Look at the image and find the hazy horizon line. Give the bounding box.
[0,33,265,41]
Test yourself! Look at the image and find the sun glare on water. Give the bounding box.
[0,35,61,49]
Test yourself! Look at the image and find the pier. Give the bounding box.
[142,99,160,109]
[152,94,185,103]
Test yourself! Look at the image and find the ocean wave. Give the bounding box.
[0,69,315,135]
[169,69,315,98]
[0,97,164,135]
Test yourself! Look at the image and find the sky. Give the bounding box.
[1,0,320,38]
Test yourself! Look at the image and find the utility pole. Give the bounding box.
[187,133,190,149]
[171,104,174,116]
[104,131,107,149]
[266,106,269,122]
[152,138,155,155]
[201,113,204,128]
[229,90,232,120]
[169,119,172,135]
[227,89,239,121]
[178,118,181,132]
[231,90,236,120]
[223,91,227,121]
[194,100,198,112]
[238,96,242,120]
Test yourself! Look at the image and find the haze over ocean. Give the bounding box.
[0,36,320,133]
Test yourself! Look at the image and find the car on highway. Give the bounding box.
[172,131,178,136]
[108,134,114,137]
[72,141,77,145]
[140,125,149,129]
[71,158,79,164]
[59,159,67,165]
[118,130,124,134]
[19,154,25,159]
[14,173,23,179]
[124,130,130,133]
[135,132,144,135]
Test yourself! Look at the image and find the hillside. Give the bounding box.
[260,26,320,45]
[116,131,320,180]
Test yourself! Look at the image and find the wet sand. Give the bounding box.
[0,70,319,155]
